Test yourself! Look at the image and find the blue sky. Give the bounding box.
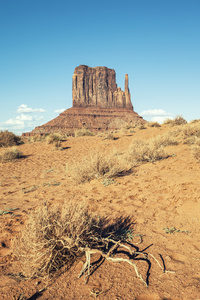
[0,0,200,134]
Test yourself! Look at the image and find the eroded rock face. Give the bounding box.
[72,65,133,110]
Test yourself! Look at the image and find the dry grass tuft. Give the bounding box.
[75,128,95,137]
[147,122,161,128]
[28,135,46,143]
[69,151,130,183]
[0,130,21,147]
[127,137,171,164]
[103,132,117,140]
[163,115,187,126]
[191,145,200,162]
[137,124,147,130]
[46,133,62,148]
[0,147,23,162]
[151,133,178,148]
[168,122,200,144]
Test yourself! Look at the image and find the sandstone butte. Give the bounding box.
[23,65,144,136]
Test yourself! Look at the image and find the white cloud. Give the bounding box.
[16,114,33,121]
[0,104,46,134]
[140,109,171,116]
[140,109,173,124]
[17,104,46,113]
[54,108,65,114]
[151,116,173,123]
[5,119,25,130]
[6,119,24,125]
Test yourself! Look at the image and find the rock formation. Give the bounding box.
[72,65,133,110]
[23,65,144,136]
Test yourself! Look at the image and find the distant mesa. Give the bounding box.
[23,65,144,136]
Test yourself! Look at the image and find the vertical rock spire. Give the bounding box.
[124,74,133,110]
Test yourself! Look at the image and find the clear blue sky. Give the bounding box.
[0,0,200,134]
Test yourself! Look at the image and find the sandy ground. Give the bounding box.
[0,126,200,300]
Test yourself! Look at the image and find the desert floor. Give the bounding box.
[0,124,200,300]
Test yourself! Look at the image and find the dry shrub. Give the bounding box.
[127,139,169,164]
[0,130,21,147]
[0,147,23,162]
[29,135,46,143]
[191,146,200,161]
[46,133,62,148]
[147,122,161,128]
[168,122,200,144]
[46,133,62,144]
[13,201,134,279]
[69,151,130,183]
[163,115,187,126]
[152,133,178,148]
[13,202,101,278]
[103,132,117,140]
[138,124,147,130]
[190,119,200,124]
[75,128,95,137]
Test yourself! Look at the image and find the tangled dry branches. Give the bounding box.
[13,201,169,286]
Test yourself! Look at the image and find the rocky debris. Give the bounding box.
[23,65,144,136]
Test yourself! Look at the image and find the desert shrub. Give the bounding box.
[191,145,200,161]
[103,133,117,140]
[138,124,147,130]
[29,134,46,143]
[69,151,130,183]
[147,122,161,128]
[163,116,187,126]
[181,123,200,138]
[189,119,200,124]
[152,133,178,148]
[127,139,169,164]
[13,201,101,278]
[75,128,95,137]
[169,122,200,144]
[13,201,135,279]
[0,147,23,162]
[46,133,62,144]
[46,133,62,148]
[0,130,21,147]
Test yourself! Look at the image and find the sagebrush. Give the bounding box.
[0,147,23,162]
[13,201,133,279]
[0,130,21,147]
[69,151,130,183]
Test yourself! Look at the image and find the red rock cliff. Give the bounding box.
[72,65,133,110]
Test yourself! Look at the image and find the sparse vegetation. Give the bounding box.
[191,145,200,162]
[137,123,147,130]
[163,115,187,126]
[75,128,95,137]
[0,130,21,147]
[103,133,117,140]
[69,151,130,183]
[28,134,46,143]
[0,147,23,162]
[13,201,166,286]
[147,121,161,128]
[46,133,62,148]
[151,133,178,148]
[13,201,133,279]
[127,139,169,164]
